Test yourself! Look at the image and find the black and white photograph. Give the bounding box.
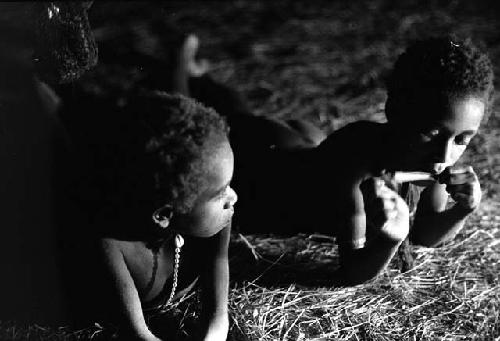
[0,1,499,340]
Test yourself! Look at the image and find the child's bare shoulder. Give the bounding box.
[98,238,154,285]
[316,120,386,181]
[99,237,146,260]
[318,120,384,154]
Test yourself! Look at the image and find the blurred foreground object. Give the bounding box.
[0,1,96,326]
[33,1,98,85]
[0,1,98,85]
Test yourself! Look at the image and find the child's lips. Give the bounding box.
[228,208,235,220]
[417,163,446,175]
[220,208,235,228]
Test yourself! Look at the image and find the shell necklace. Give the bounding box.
[146,234,185,312]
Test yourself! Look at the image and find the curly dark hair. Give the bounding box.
[137,92,229,214]
[68,92,228,239]
[386,36,494,122]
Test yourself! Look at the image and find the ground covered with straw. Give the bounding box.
[2,0,499,340]
[228,209,500,340]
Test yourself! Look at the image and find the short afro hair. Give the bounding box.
[71,92,229,235]
[386,36,494,122]
[137,92,229,214]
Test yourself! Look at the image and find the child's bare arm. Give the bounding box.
[198,225,231,341]
[411,166,481,247]
[99,239,161,341]
[338,179,410,285]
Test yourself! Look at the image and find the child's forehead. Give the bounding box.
[404,90,481,113]
[205,139,233,177]
[198,138,233,194]
[403,95,484,130]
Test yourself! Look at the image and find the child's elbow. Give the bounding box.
[409,233,443,248]
[337,268,375,287]
[341,276,368,287]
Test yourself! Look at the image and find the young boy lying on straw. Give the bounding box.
[163,35,494,286]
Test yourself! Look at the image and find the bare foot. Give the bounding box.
[181,34,210,77]
[172,34,210,95]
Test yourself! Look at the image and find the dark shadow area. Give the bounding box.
[229,234,342,287]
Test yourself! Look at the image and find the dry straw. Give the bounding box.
[228,207,500,341]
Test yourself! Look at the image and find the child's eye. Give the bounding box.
[419,129,440,142]
[425,129,440,137]
[215,186,229,200]
[455,135,471,146]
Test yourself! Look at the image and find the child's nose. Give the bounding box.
[226,187,238,208]
[431,138,454,164]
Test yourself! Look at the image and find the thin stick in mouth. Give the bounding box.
[393,171,437,183]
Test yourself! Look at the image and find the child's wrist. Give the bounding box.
[120,324,160,341]
[198,310,228,330]
[129,331,161,341]
[208,311,229,331]
[452,201,477,216]
[198,314,229,341]
[373,232,406,247]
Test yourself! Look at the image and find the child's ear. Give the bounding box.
[385,96,408,129]
[384,96,397,123]
[152,205,174,229]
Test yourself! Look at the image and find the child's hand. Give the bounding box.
[439,166,482,212]
[361,178,410,242]
[197,315,229,341]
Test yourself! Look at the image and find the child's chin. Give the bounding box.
[187,222,230,238]
[408,163,444,175]
[410,179,436,187]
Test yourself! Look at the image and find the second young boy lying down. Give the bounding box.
[234,36,494,285]
[64,93,237,340]
[173,36,494,286]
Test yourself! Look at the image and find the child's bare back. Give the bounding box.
[228,36,494,286]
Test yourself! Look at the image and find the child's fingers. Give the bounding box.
[377,194,410,241]
[362,179,407,229]
[446,184,474,195]
[439,165,476,184]
[386,209,398,221]
[442,165,473,175]
[446,172,476,185]
[371,201,400,229]
[376,184,396,197]
[446,174,481,211]
[381,203,398,220]
[450,175,476,186]
[364,179,398,201]
[371,207,397,228]
[362,180,396,206]
[379,195,397,212]
[449,165,474,174]
[365,186,403,228]
[378,170,398,190]
[369,195,397,213]
[451,192,478,209]
[360,178,383,199]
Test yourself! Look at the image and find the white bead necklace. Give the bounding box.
[146,234,184,313]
